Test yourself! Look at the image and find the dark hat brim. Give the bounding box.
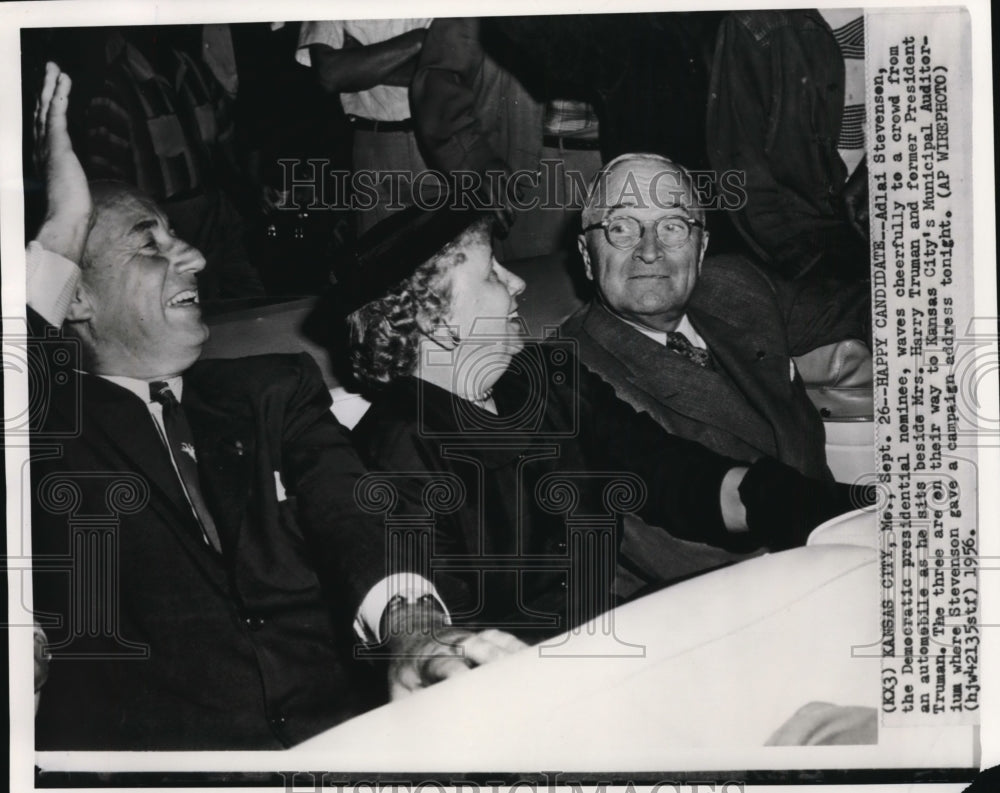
[334,203,487,315]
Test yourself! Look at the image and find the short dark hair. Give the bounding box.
[347,218,491,391]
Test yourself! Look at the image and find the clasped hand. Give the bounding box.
[383,598,527,699]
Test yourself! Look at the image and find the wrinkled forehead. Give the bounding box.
[84,186,170,266]
[582,157,702,225]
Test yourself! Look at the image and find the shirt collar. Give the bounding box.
[99,373,184,404]
[620,314,706,350]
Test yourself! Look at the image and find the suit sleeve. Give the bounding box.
[574,364,747,549]
[774,268,872,355]
[351,409,476,618]
[278,354,388,609]
[708,255,872,355]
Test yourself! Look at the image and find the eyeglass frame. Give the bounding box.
[582,214,706,250]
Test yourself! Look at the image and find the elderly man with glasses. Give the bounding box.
[560,153,872,581]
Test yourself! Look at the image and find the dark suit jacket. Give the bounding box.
[559,255,871,584]
[31,332,387,749]
[558,254,873,481]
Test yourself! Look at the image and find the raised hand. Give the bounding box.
[34,62,92,265]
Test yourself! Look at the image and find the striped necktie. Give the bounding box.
[149,381,223,553]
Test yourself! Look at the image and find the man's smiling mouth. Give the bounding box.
[166,289,199,308]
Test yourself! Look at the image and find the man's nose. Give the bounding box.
[632,225,663,262]
[496,263,526,297]
[172,238,207,273]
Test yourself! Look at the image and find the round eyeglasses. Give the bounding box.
[583,215,705,250]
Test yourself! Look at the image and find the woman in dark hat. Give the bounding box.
[343,205,869,643]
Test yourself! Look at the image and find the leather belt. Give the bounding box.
[543,134,601,151]
[348,115,413,133]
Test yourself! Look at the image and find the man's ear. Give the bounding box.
[697,230,710,274]
[64,283,95,323]
[577,235,594,281]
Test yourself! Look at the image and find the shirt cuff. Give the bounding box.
[26,241,81,327]
[353,573,450,644]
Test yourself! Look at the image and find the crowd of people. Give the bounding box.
[25,10,875,751]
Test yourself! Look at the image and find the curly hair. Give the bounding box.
[347,218,491,392]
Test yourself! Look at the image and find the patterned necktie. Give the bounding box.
[666,331,711,368]
[149,381,223,553]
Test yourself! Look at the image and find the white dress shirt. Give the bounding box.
[624,313,707,350]
[100,373,207,536]
[623,312,797,381]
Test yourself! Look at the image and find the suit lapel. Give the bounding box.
[80,375,229,585]
[582,302,778,455]
[580,303,680,399]
[182,375,257,555]
[687,305,789,453]
[82,374,193,521]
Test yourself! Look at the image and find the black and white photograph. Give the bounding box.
[1,1,995,792]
